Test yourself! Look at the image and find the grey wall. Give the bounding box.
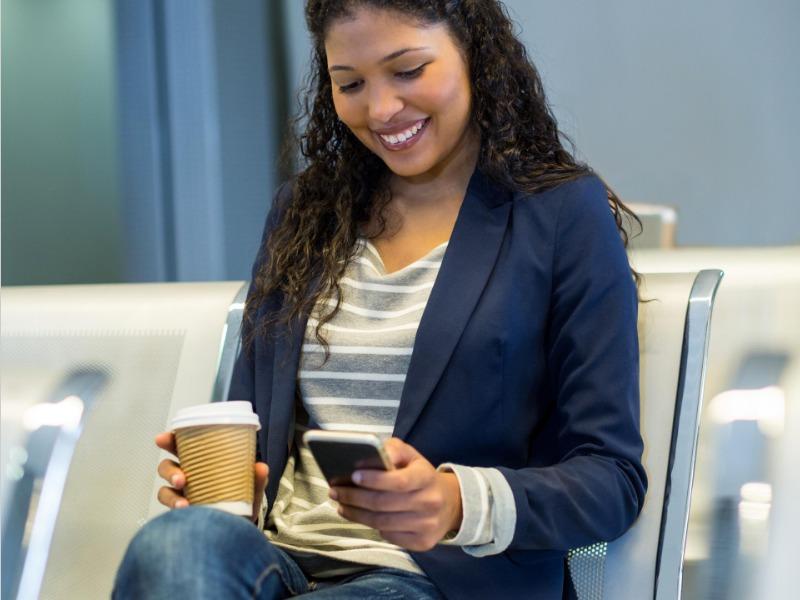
[2,0,123,285]
[508,1,800,246]
[114,0,282,282]
[282,0,800,247]
[214,0,285,281]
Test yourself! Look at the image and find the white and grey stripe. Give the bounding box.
[266,238,449,575]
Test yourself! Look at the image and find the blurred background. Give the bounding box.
[2,1,799,599]
[3,0,798,286]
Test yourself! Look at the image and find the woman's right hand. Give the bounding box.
[155,431,190,509]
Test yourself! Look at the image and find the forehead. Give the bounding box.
[324,8,453,66]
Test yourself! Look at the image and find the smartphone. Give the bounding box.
[302,430,394,486]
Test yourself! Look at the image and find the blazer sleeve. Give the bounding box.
[227,181,293,460]
[496,176,648,551]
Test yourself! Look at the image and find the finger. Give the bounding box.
[331,486,417,513]
[352,459,430,493]
[157,486,189,509]
[337,504,419,532]
[156,458,185,489]
[155,431,177,456]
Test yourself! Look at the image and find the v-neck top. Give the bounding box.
[359,238,450,277]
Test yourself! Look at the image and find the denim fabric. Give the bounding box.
[112,506,443,599]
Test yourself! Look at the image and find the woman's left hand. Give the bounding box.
[329,437,463,552]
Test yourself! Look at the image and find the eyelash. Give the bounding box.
[338,64,427,94]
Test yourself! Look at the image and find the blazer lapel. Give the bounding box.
[393,168,512,440]
[267,268,326,465]
[265,311,307,508]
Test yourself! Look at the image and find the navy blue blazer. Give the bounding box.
[229,167,647,599]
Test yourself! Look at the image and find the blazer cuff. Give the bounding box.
[436,464,517,556]
[436,463,494,547]
[462,467,517,556]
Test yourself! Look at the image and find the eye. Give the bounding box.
[336,62,428,94]
[396,64,427,80]
[338,80,363,94]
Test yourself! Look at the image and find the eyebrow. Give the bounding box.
[328,46,430,72]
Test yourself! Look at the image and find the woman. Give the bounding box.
[114,1,647,598]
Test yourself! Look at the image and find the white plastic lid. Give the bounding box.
[171,401,261,430]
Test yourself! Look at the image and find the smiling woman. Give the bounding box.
[113,2,647,599]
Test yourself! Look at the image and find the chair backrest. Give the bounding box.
[568,270,723,600]
[630,246,800,408]
[626,203,678,249]
[0,282,247,600]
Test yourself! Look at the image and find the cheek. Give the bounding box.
[332,96,363,131]
[424,76,471,125]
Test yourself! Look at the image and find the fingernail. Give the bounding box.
[329,489,338,500]
[171,474,180,486]
[175,500,188,509]
[352,471,362,484]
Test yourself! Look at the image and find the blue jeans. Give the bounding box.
[112,506,444,599]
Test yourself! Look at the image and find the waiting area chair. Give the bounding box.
[629,245,800,598]
[1,271,723,599]
[568,270,723,599]
[1,282,247,599]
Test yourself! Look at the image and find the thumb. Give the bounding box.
[383,437,420,469]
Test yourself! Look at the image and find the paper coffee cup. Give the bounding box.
[170,401,260,517]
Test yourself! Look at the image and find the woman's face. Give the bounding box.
[324,8,477,181]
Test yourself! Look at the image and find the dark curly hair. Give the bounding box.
[243,0,642,360]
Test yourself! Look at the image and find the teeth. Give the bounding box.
[380,119,425,145]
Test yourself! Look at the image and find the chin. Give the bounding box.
[382,161,419,177]
[379,152,436,178]
[384,162,432,179]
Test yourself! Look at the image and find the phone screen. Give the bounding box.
[307,439,390,486]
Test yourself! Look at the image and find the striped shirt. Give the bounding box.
[264,237,516,577]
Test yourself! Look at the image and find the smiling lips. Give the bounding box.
[373,117,430,151]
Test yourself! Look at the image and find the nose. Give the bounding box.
[367,83,404,125]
